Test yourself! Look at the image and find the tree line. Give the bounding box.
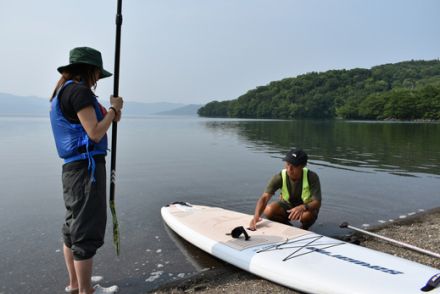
[198,60,440,120]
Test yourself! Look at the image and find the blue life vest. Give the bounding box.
[50,80,107,181]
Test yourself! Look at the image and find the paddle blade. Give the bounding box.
[110,200,120,256]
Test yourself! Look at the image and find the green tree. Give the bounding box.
[197,59,440,120]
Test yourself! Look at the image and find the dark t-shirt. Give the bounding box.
[58,83,96,123]
[57,82,105,163]
[265,169,322,206]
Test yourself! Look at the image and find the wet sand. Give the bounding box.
[150,208,440,293]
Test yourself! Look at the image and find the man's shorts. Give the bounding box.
[276,199,319,229]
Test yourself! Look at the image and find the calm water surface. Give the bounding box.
[0,116,439,293]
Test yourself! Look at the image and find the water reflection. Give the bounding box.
[202,120,440,176]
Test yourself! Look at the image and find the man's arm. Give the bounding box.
[249,192,273,231]
[249,173,281,230]
[287,199,321,221]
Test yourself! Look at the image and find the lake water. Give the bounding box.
[1,115,439,293]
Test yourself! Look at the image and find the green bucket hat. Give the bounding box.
[57,47,112,79]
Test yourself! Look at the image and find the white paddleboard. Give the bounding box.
[161,203,440,294]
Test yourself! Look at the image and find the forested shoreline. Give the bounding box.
[198,60,440,120]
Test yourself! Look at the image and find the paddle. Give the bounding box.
[110,0,123,256]
[340,222,440,258]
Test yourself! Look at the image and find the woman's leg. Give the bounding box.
[74,258,94,294]
[62,161,107,294]
[64,244,78,290]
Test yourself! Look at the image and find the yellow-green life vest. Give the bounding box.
[281,167,312,204]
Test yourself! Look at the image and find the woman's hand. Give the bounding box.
[110,95,124,112]
[113,110,122,122]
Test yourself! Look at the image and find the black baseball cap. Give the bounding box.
[283,149,308,166]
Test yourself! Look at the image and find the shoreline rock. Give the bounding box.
[150,208,440,293]
[359,207,440,269]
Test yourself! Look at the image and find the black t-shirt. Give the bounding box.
[57,82,106,163]
[58,83,96,123]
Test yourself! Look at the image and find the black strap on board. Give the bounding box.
[227,226,250,241]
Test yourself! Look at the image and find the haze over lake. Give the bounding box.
[1,115,439,293]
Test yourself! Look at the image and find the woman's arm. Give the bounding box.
[77,95,123,143]
[77,106,116,143]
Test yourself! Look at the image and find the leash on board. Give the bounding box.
[110,0,123,256]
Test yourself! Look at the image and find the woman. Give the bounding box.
[50,47,123,294]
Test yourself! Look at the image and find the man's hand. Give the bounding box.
[287,205,307,221]
[248,216,262,231]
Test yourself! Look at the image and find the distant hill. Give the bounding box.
[0,92,49,115]
[155,104,202,116]
[198,59,440,120]
[122,101,186,116]
[0,92,196,117]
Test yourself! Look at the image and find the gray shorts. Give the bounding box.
[276,199,319,229]
[62,159,107,260]
[277,199,295,211]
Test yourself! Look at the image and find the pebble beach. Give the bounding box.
[150,207,440,294]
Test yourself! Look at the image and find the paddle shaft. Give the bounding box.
[343,223,440,259]
[110,0,123,256]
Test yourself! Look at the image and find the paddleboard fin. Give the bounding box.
[421,272,440,292]
[166,201,192,207]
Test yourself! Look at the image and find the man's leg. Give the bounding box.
[263,202,290,225]
[300,209,319,230]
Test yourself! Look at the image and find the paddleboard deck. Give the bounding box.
[161,203,440,294]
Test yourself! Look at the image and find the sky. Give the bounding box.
[1,0,439,105]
